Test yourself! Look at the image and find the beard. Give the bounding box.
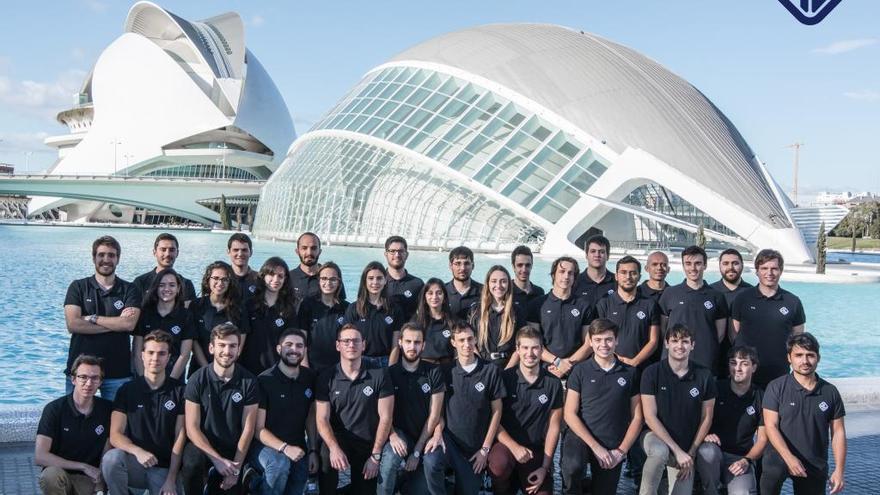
[723,271,741,283]
[281,352,303,368]
[402,350,421,363]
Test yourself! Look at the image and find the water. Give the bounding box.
[1,224,879,406]
[827,250,880,264]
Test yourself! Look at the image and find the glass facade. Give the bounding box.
[144,164,260,180]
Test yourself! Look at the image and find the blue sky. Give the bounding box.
[0,0,877,200]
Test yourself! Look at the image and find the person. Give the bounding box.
[561,319,642,495]
[442,321,505,495]
[510,245,545,309]
[63,235,141,400]
[131,232,197,303]
[181,323,260,495]
[35,354,113,495]
[344,261,404,367]
[297,262,349,373]
[412,278,456,364]
[103,330,186,494]
[252,329,319,495]
[658,245,728,372]
[709,248,753,377]
[596,256,660,371]
[377,323,446,495]
[489,326,563,495]
[732,249,806,388]
[526,257,594,379]
[761,333,846,495]
[695,345,767,495]
[470,265,523,369]
[315,324,394,495]
[446,246,483,320]
[638,251,669,302]
[384,236,425,322]
[289,232,347,301]
[640,323,717,495]
[228,233,260,301]
[133,268,195,379]
[573,234,616,302]
[240,257,298,375]
[190,261,249,375]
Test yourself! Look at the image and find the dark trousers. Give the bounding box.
[181,443,248,495]
[319,436,375,495]
[760,450,826,495]
[487,442,552,495]
[560,429,623,495]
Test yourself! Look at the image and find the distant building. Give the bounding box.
[815,191,877,206]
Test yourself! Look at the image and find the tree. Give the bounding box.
[219,194,231,230]
[816,221,826,275]
[696,223,706,250]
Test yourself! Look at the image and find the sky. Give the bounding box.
[0,0,877,201]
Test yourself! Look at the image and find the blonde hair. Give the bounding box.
[473,265,515,354]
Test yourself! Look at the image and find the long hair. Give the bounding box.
[143,268,185,310]
[414,277,454,329]
[254,256,296,317]
[317,261,343,305]
[473,265,515,353]
[356,261,390,318]
[199,261,241,325]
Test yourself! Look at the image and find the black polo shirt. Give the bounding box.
[469,305,524,363]
[389,361,445,441]
[343,302,404,357]
[500,367,563,451]
[711,379,763,457]
[64,275,141,379]
[184,364,260,459]
[573,269,616,303]
[240,300,295,375]
[512,283,545,310]
[422,317,454,361]
[315,362,394,444]
[258,364,317,449]
[763,373,844,475]
[596,292,661,362]
[37,395,113,470]
[640,360,717,451]
[190,296,250,367]
[731,287,806,387]
[236,270,260,305]
[113,376,185,468]
[658,281,728,371]
[526,292,594,359]
[386,272,424,322]
[638,281,666,303]
[446,280,483,320]
[132,269,197,303]
[567,358,640,449]
[297,297,348,373]
[709,280,753,309]
[289,266,347,301]
[443,359,506,456]
[135,305,195,365]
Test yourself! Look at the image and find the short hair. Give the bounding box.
[153,233,179,250]
[449,246,474,263]
[337,322,363,339]
[70,354,104,378]
[719,248,743,263]
[143,330,173,352]
[585,234,610,252]
[550,256,580,282]
[510,245,533,265]
[400,322,424,335]
[450,321,475,337]
[616,255,642,273]
[681,245,707,263]
[278,328,307,345]
[728,345,760,367]
[210,322,241,344]
[588,318,619,338]
[755,249,784,270]
[227,233,252,250]
[92,235,121,258]
[515,326,543,345]
[384,236,408,251]
[297,232,321,249]
[666,323,695,342]
[787,332,820,355]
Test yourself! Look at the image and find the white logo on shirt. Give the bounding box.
[404,290,413,298]
[231,392,243,403]
[421,383,431,394]
[746,406,756,416]
[608,289,614,295]
[363,386,374,397]
[538,394,549,404]
[475,382,485,392]
[689,387,700,398]
[170,325,181,335]
[114,300,124,310]
[617,377,627,387]
[570,308,580,317]
[636,311,646,320]
[819,401,829,412]
[442,329,451,338]
[249,285,257,294]
[164,400,176,411]
[385,316,394,325]
[337,317,345,324]
[779,307,789,316]
[703,301,714,310]
[95,425,104,435]
[305,388,313,399]
[275,318,285,327]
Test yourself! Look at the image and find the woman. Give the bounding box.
[133,268,194,379]
[190,261,248,375]
[470,265,522,369]
[413,277,455,364]
[343,261,404,367]
[297,261,348,374]
[239,257,298,375]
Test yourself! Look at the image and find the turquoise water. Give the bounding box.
[1,224,878,405]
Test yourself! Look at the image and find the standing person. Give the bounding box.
[297,262,349,374]
[133,268,194,379]
[413,278,456,365]
[732,249,806,388]
[470,265,523,369]
[252,329,319,495]
[103,330,186,495]
[446,246,483,320]
[377,323,446,495]
[63,235,141,400]
[35,355,112,495]
[315,324,394,495]
[289,232,347,301]
[442,321,505,495]
[526,257,594,380]
[131,232,197,303]
[638,251,669,302]
[695,345,767,495]
[510,245,545,309]
[761,333,846,495]
[190,261,249,375]
[573,234,616,302]
[710,248,753,377]
[561,319,642,495]
[181,323,260,495]
[639,324,717,495]
[488,327,563,495]
[241,257,298,375]
[658,245,728,372]
[384,236,424,322]
[228,233,259,300]
[344,262,404,367]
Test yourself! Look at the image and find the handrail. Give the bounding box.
[0,174,265,184]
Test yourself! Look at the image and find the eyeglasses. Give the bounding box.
[209,276,230,283]
[319,277,339,283]
[74,374,102,383]
[385,249,406,255]
[337,338,362,346]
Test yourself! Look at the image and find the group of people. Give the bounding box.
[34,231,847,495]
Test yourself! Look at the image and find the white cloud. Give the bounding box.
[0,69,86,120]
[812,38,877,55]
[843,90,880,102]
[0,131,53,153]
[82,0,108,13]
[250,14,266,27]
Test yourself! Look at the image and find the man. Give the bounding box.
[562,319,642,494]
[696,345,767,495]
[573,234,616,302]
[315,323,394,494]
[443,321,505,494]
[446,246,483,320]
[384,236,425,322]
[762,333,846,495]
[510,245,545,309]
[640,324,717,495]
[596,256,660,371]
[709,248,753,377]
[526,257,594,379]
[489,326,562,495]
[63,235,141,400]
[228,233,260,300]
[131,232,197,303]
[658,245,728,372]
[182,323,260,495]
[378,323,446,495]
[732,249,806,388]
[289,232,347,301]
[253,329,319,495]
[638,251,669,302]
[35,355,113,495]
[103,330,186,494]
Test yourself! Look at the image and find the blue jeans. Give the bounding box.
[66,375,130,401]
[377,429,445,495]
[252,444,309,495]
[443,431,484,495]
